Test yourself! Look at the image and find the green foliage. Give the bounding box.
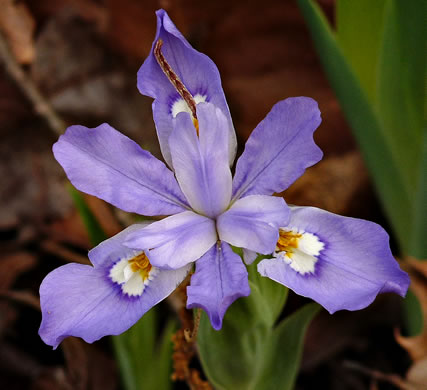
[69,187,174,390]
[68,186,106,245]
[297,0,427,258]
[402,289,424,336]
[198,262,319,390]
[112,310,176,390]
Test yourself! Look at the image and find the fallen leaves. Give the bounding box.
[396,257,427,389]
[0,0,36,64]
[283,151,371,215]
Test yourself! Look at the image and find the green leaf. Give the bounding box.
[253,303,321,390]
[198,260,320,390]
[247,260,288,326]
[68,186,107,245]
[297,0,413,252]
[377,0,426,199]
[197,280,273,390]
[112,310,176,390]
[403,289,424,337]
[198,295,319,390]
[336,0,387,105]
[197,259,287,390]
[410,131,427,258]
[376,0,427,258]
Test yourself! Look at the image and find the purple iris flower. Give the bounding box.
[39,10,409,349]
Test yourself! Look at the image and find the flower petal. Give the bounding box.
[53,123,189,216]
[257,207,410,313]
[137,9,236,167]
[187,242,250,330]
[125,211,217,269]
[39,225,190,348]
[169,103,232,218]
[243,249,258,265]
[217,195,290,254]
[232,97,322,200]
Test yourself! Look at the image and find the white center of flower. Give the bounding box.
[171,93,207,118]
[274,228,324,275]
[109,251,158,296]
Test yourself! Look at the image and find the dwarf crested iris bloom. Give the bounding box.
[39,10,409,348]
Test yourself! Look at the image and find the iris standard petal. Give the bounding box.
[187,242,250,330]
[39,225,191,348]
[125,211,217,269]
[217,195,290,254]
[137,9,236,168]
[257,206,410,313]
[232,97,322,200]
[169,103,232,218]
[53,123,189,216]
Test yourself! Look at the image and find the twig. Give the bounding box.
[0,31,66,135]
[343,361,425,390]
[0,290,40,310]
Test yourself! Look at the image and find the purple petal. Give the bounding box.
[232,97,322,200]
[39,225,190,348]
[217,195,290,254]
[53,123,189,216]
[257,207,410,313]
[137,9,236,167]
[169,103,232,218]
[187,242,250,330]
[125,211,217,269]
[243,249,258,265]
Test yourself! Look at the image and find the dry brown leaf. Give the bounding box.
[396,259,427,372]
[61,337,118,390]
[406,257,427,279]
[40,240,90,265]
[0,252,37,289]
[283,151,370,215]
[0,0,35,64]
[45,210,91,249]
[406,358,427,389]
[84,194,122,237]
[61,338,89,390]
[0,124,72,229]
[344,361,423,390]
[0,289,41,310]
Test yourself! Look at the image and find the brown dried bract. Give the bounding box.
[171,275,212,390]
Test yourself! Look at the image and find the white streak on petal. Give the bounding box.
[171,94,206,118]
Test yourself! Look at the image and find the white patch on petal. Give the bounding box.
[298,232,324,257]
[109,251,158,297]
[110,259,128,284]
[171,94,207,118]
[122,272,145,296]
[274,228,324,275]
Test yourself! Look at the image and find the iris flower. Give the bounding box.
[39,10,409,348]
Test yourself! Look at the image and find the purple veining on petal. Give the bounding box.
[257,206,410,313]
[137,9,236,168]
[53,123,190,216]
[232,97,322,200]
[167,87,210,115]
[187,242,250,330]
